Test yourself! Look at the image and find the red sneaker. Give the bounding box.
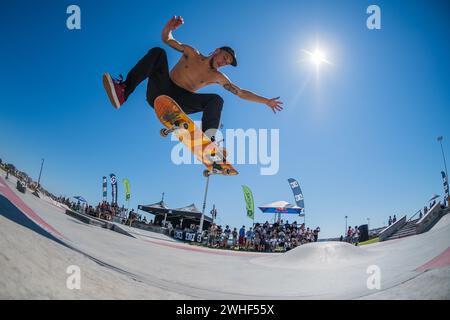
[102,73,126,109]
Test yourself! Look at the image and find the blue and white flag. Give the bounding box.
[102,176,107,201]
[287,178,305,209]
[73,196,87,203]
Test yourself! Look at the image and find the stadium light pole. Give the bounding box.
[199,175,211,233]
[437,136,449,184]
[37,158,44,190]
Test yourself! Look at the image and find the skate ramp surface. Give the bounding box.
[1,174,449,299]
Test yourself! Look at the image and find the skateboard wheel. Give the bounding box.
[160,128,169,137]
[180,122,189,130]
[203,170,211,178]
[225,169,231,175]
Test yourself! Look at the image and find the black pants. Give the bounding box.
[124,47,223,134]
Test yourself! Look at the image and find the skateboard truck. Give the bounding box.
[160,121,190,138]
[203,163,232,177]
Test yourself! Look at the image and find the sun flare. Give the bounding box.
[302,48,332,67]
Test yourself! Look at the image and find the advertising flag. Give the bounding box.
[102,176,107,201]
[242,185,255,220]
[288,178,305,209]
[110,174,118,205]
[123,178,131,201]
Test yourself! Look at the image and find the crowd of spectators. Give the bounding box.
[201,220,320,252]
[57,197,156,227]
[342,226,361,245]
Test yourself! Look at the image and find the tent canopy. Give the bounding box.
[173,204,201,214]
[258,200,304,214]
[138,201,170,214]
[138,201,212,224]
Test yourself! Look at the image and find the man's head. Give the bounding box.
[211,46,237,69]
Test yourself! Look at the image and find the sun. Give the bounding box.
[302,48,332,67]
[311,49,325,66]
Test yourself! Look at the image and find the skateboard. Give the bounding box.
[154,95,238,177]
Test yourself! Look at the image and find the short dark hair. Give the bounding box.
[220,46,237,67]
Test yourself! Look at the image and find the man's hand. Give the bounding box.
[266,97,284,114]
[165,15,184,31]
[162,16,185,52]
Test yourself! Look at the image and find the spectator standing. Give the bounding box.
[127,209,136,226]
[167,221,174,236]
[284,220,290,229]
[313,227,320,242]
[245,228,254,250]
[347,226,353,243]
[223,225,231,248]
[306,228,312,243]
[259,233,267,252]
[217,225,223,246]
[270,234,278,252]
[254,232,261,251]
[388,216,393,226]
[208,224,216,246]
[278,229,286,247]
[239,226,246,249]
[393,215,397,224]
[232,228,238,249]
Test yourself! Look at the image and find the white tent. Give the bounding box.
[258,201,304,214]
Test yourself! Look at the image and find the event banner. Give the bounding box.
[110,173,118,205]
[173,230,203,243]
[242,185,255,220]
[102,176,107,201]
[123,178,131,201]
[287,178,305,209]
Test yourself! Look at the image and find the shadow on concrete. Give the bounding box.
[0,194,66,247]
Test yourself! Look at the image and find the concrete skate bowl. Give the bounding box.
[1,170,449,299]
[251,242,372,270]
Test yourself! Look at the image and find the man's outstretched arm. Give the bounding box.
[162,16,198,55]
[217,74,284,113]
[161,16,186,52]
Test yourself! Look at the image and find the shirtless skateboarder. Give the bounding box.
[103,16,284,140]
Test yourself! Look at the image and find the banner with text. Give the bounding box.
[242,185,255,220]
[288,178,305,210]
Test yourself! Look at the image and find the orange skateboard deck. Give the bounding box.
[154,95,238,177]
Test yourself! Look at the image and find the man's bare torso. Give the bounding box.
[169,49,220,92]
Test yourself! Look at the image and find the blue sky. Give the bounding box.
[1,0,449,238]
